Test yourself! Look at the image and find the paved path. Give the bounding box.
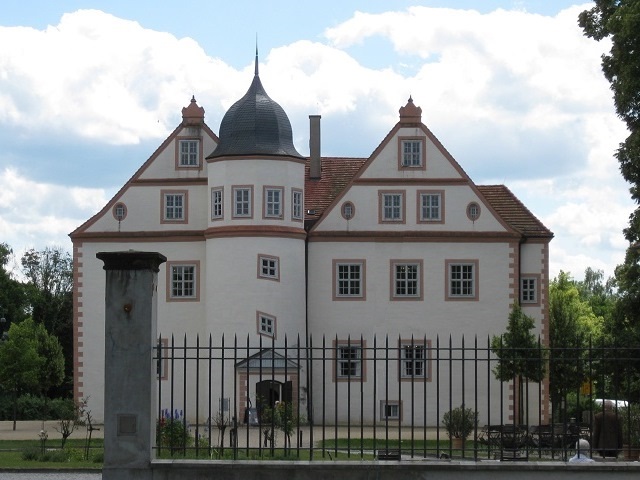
[0,421,104,442]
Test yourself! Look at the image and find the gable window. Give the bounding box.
[380,401,402,421]
[257,312,276,339]
[521,276,539,304]
[233,186,252,218]
[334,339,365,381]
[399,340,430,380]
[341,201,355,220]
[178,139,200,167]
[467,202,481,221]
[211,187,223,220]
[398,137,426,169]
[166,261,200,301]
[162,190,188,223]
[379,191,405,223]
[112,202,127,221]
[264,187,283,219]
[391,261,422,300]
[258,254,279,281]
[292,189,303,221]
[418,191,443,222]
[333,260,365,300]
[446,260,478,300]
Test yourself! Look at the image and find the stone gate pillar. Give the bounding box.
[97,251,166,480]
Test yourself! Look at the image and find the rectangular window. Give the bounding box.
[211,187,223,220]
[258,254,279,281]
[400,343,428,378]
[447,261,478,299]
[179,139,199,166]
[521,276,538,304]
[292,189,303,221]
[233,187,252,218]
[419,192,442,221]
[393,262,420,298]
[402,140,422,166]
[337,346,361,378]
[162,191,187,222]
[380,192,404,223]
[335,262,364,298]
[264,187,283,218]
[171,265,196,298]
[257,312,276,339]
[380,401,401,420]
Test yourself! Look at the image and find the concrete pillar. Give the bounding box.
[97,251,166,480]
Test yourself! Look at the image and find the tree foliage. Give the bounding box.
[0,318,65,429]
[20,246,73,396]
[579,0,640,402]
[549,271,604,410]
[491,304,546,383]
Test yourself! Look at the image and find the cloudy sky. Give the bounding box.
[0,1,632,281]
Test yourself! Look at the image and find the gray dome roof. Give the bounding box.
[207,63,303,160]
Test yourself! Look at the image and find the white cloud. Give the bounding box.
[0,168,109,254]
[0,6,633,283]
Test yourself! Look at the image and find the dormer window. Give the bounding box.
[398,137,426,169]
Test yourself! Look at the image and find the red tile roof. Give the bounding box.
[304,160,552,239]
[477,185,553,238]
[304,157,366,220]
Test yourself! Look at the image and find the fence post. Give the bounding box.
[97,251,166,480]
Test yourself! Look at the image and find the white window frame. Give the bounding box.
[334,261,365,299]
[447,261,477,299]
[392,262,421,298]
[163,191,187,222]
[380,401,401,421]
[170,264,196,299]
[419,192,442,222]
[258,254,279,281]
[178,139,200,167]
[380,192,404,223]
[232,187,252,218]
[257,312,276,339]
[400,342,428,379]
[264,187,283,219]
[521,276,538,304]
[335,342,363,380]
[211,187,223,220]
[402,140,422,167]
[292,189,303,221]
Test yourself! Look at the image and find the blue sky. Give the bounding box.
[0,1,633,281]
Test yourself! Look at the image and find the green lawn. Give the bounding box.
[0,438,103,469]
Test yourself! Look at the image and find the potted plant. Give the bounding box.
[442,405,478,450]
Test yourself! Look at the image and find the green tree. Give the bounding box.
[0,319,41,430]
[579,0,640,405]
[491,304,546,423]
[549,271,603,419]
[21,247,73,396]
[0,318,65,429]
[0,243,28,332]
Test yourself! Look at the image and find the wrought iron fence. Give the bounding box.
[153,334,640,461]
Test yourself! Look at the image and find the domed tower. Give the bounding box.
[204,51,307,347]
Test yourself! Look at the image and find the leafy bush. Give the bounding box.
[442,405,478,439]
[0,393,75,420]
[21,447,40,460]
[157,409,193,452]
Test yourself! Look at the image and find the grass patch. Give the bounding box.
[0,439,104,469]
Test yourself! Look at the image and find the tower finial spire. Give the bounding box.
[255,35,259,76]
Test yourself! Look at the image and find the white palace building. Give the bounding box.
[71,56,553,425]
